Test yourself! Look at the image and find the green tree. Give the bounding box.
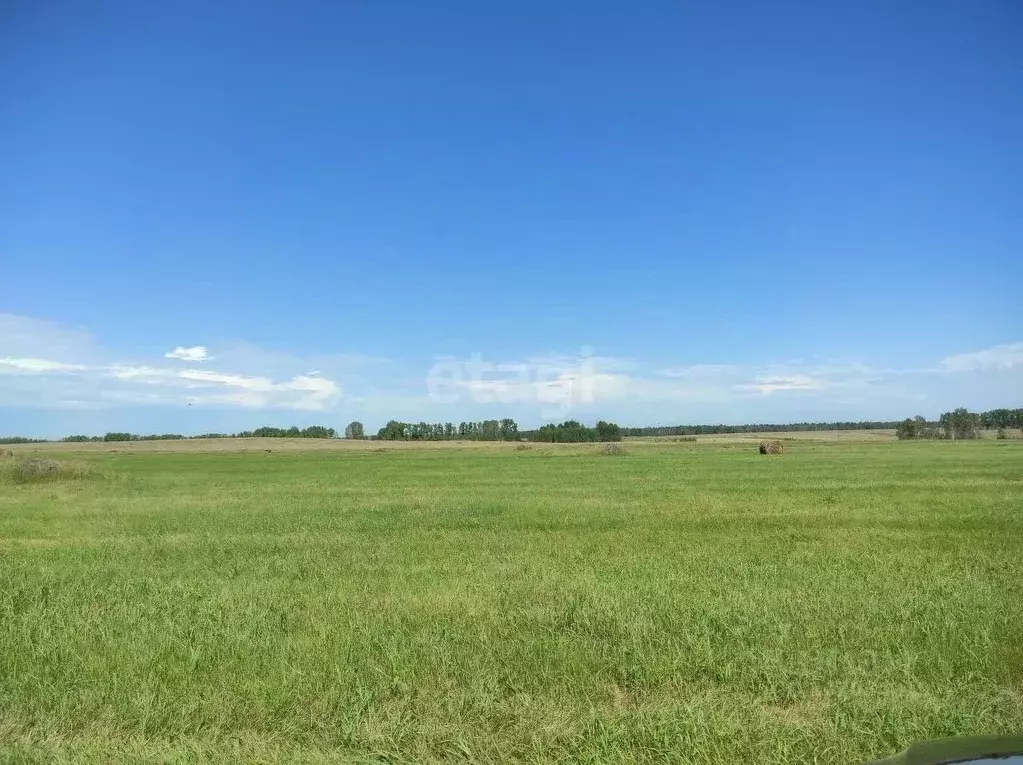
[528,420,619,443]
[344,421,365,439]
[300,425,335,438]
[940,408,981,441]
[1012,408,1023,435]
[595,420,622,442]
[896,416,925,440]
[377,420,407,440]
[103,432,135,442]
[981,408,1018,430]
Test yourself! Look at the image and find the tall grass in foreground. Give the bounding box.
[0,456,93,485]
[0,441,1021,764]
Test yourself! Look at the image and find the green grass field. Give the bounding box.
[1,438,1021,764]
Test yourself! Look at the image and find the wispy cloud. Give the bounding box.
[734,374,829,395]
[165,345,213,362]
[0,314,345,411]
[0,357,88,374]
[941,342,1023,373]
[425,344,1021,414]
[97,364,341,409]
[657,364,738,379]
[1,313,1020,422]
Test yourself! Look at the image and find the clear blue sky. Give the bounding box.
[2,1,1021,436]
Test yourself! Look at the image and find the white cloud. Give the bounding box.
[735,374,829,395]
[657,364,738,379]
[177,369,267,388]
[165,346,213,362]
[92,366,342,410]
[0,357,88,374]
[0,314,100,364]
[429,352,883,408]
[1,313,1020,423]
[0,315,344,411]
[941,342,1023,373]
[170,369,340,409]
[428,354,735,414]
[105,364,165,381]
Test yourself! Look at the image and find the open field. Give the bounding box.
[3,437,509,454]
[1,438,1021,764]
[629,428,1023,444]
[627,429,899,444]
[8,427,1019,457]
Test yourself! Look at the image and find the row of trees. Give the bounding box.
[5,409,1018,444]
[979,408,1023,430]
[896,407,1022,440]
[62,425,339,442]
[525,420,622,443]
[375,419,521,441]
[370,419,625,443]
[621,421,900,437]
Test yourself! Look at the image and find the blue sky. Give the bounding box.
[2,0,1021,437]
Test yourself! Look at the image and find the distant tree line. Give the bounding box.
[896,407,1022,441]
[60,425,339,442]
[979,408,1023,431]
[620,421,899,437]
[375,419,521,441]
[523,420,623,442]
[241,425,337,439]
[371,419,625,443]
[4,409,1017,445]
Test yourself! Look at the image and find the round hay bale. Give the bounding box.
[601,442,624,456]
[759,440,784,455]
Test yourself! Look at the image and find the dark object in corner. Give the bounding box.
[864,734,1023,765]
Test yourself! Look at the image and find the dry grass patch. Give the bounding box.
[0,457,93,485]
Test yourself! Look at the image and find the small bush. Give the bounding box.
[515,444,531,451]
[997,428,1007,440]
[601,443,624,456]
[0,457,92,485]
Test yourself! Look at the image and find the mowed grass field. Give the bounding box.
[1,438,1021,764]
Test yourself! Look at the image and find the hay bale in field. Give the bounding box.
[759,440,784,455]
[601,442,624,456]
[0,448,14,458]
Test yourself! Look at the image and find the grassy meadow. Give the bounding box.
[1,436,1021,763]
